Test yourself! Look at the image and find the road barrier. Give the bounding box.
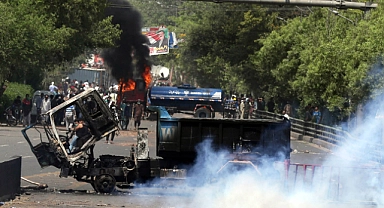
[253,110,384,163]
[0,156,21,201]
[282,162,384,203]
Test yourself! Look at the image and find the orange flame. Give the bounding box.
[142,64,151,88]
[119,78,136,93]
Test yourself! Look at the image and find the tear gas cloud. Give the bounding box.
[102,0,150,82]
[135,98,384,208]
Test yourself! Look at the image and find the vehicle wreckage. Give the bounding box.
[22,89,291,193]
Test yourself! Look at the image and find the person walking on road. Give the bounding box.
[36,93,44,119]
[121,99,132,130]
[133,99,144,130]
[22,94,32,127]
[106,101,117,144]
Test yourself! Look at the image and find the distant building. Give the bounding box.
[67,67,114,88]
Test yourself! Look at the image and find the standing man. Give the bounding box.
[120,99,131,130]
[120,98,127,128]
[35,93,44,119]
[122,101,132,130]
[133,99,144,130]
[65,101,76,131]
[240,100,245,119]
[22,94,32,127]
[56,95,64,125]
[49,82,58,94]
[12,96,22,123]
[312,106,322,124]
[41,94,51,122]
[267,97,275,113]
[283,101,293,117]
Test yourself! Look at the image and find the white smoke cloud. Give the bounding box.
[131,95,384,208]
[154,103,384,207]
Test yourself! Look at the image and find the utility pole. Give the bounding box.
[187,0,378,11]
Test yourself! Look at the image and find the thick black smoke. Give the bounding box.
[102,0,150,82]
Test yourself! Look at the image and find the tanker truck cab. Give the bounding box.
[147,84,223,118]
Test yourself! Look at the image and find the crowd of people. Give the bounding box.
[3,79,147,153]
[224,95,323,123]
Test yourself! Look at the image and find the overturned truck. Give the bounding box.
[22,89,291,193]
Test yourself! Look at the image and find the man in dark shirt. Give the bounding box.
[105,101,117,144]
[22,94,32,127]
[69,118,90,152]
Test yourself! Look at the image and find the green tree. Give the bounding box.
[0,0,121,89]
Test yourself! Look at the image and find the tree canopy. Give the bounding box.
[0,0,121,89]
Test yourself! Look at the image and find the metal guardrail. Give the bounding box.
[253,110,384,163]
[0,156,21,202]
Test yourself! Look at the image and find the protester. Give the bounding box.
[133,99,144,130]
[105,101,117,144]
[121,100,132,130]
[267,97,275,113]
[36,93,44,118]
[12,96,22,122]
[65,102,76,131]
[69,118,90,152]
[283,101,293,117]
[55,95,64,125]
[312,106,322,124]
[240,100,245,119]
[22,94,32,127]
[41,94,51,122]
[49,82,58,93]
[305,104,313,122]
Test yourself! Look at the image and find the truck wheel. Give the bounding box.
[93,174,116,193]
[194,108,211,118]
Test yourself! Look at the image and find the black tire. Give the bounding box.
[93,174,116,193]
[7,117,17,126]
[194,107,211,118]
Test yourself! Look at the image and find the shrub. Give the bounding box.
[0,82,34,117]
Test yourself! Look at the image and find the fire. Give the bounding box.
[142,64,151,88]
[119,78,136,92]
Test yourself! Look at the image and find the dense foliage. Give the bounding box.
[0,0,121,89]
[0,82,34,117]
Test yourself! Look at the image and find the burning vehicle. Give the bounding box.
[21,88,291,193]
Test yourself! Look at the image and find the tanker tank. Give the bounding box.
[147,85,224,117]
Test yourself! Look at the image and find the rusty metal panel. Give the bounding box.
[0,156,21,201]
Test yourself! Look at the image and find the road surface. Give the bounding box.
[0,115,375,208]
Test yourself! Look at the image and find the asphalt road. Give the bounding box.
[0,116,375,208]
